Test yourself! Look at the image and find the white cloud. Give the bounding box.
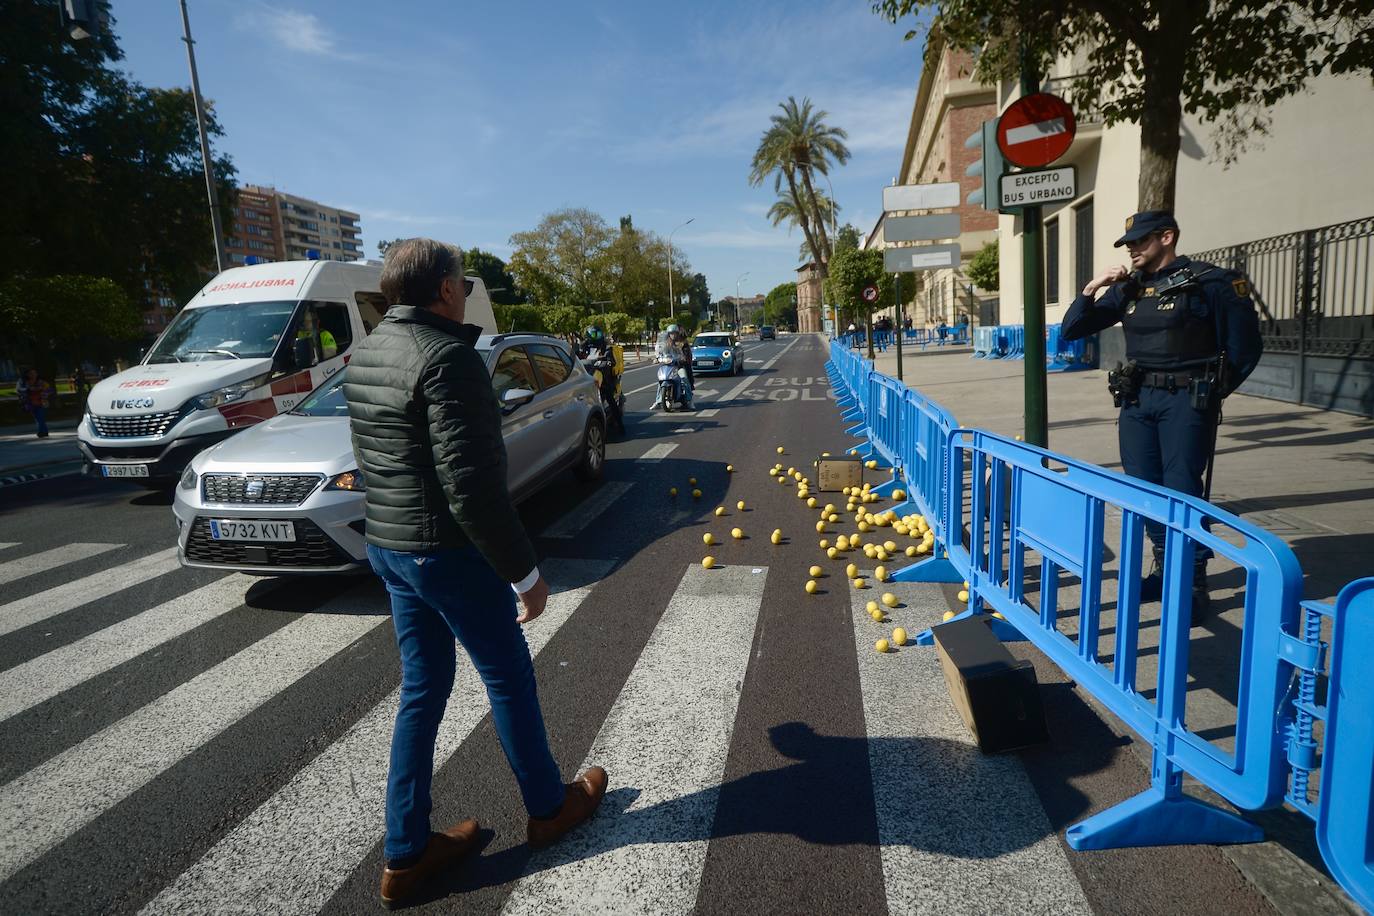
[235,4,344,57]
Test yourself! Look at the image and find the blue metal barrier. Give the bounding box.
[972,326,995,358]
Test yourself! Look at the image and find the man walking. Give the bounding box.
[343,238,606,909]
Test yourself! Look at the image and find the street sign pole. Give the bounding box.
[895,272,904,382]
[1019,65,1049,448]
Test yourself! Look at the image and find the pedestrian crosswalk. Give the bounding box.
[0,540,1101,914]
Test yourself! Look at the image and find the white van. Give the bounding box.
[78,259,497,482]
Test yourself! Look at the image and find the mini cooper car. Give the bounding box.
[690,332,744,376]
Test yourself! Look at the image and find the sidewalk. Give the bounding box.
[0,420,82,476]
[868,346,1374,604]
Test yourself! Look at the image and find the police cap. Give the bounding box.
[1114,210,1180,247]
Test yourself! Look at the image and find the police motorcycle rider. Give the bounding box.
[651,324,694,410]
[1062,210,1262,624]
[577,325,625,435]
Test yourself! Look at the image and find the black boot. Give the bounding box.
[1139,547,1165,602]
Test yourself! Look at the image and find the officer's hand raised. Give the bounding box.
[1084,266,1129,296]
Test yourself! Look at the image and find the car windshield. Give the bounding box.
[695,335,731,347]
[289,367,349,417]
[146,300,298,364]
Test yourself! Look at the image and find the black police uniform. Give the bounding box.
[1061,211,1263,607]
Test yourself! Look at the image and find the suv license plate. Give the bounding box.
[102,464,149,478]
[209,519,296,542]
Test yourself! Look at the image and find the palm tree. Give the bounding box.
[749,96,850,273]
[765,191,839,264]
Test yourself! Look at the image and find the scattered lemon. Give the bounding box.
[991,611,1006,620]
[846,563,859,579]
[1014,435,1023,441]
[836,535,850,550]
[819,538,830,549]
[732,527,745,540]
[692,489,702,499]
[809,565,824,578]
[882,592,898,608]
[806,497,817,508]
[669,487,678,496]
[957,589,970,602]
[702,556,715,569]
[777,446,785,454]
[850,533,863,546]
[787,466,795,475]
[892,489,906,500]
[826,547,839,559]
[917,543,930,555]
[875,565,888,582]
[769,468,779,477]
[816,520,827,533]
[828,513,839,523]
[805,580,818,595]
[942,610,957,622]
[870,608,884,621]
[726,464,734,472]
[858,521,870,533]
[853,577,867,589]
[737,500,746,510]
[771,529,783,545]
[824,504,836,514]
[892,627,908,646]
[688,477,697,485]
[866,460,877,469]
[703,533,716,545]
[905,546,918,557]
[884,540,897,553]
[963,580,970,588]
[715,506,726,517]
[875,638,890,653]
[876,549,889,561]
[863,545,876,558]
[866,600,880,614]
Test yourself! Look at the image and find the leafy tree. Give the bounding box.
[764,282,798,328]
[673,310,699,335]
[966,240,998,292]
[463,247,522,304]
[749,97,850,276]
[826,246,893,356]
[1,1,237,305]
[508,208,614,308]
[601,311,633,341]
[834,223,862,253]
[0,274,139,375]
[873,2,1374,210]
[542,304,588,342]
[493,303,545,334]
[685,273,711,313]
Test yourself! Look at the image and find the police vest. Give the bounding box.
[1122,270,1218,370]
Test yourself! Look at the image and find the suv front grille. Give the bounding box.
[202,473,323,506]
[90,409,182,438]
[184,517,353,569]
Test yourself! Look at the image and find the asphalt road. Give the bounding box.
[0,334,1279,915]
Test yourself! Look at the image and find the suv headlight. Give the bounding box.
[179,465,198,490]
[190,372,272,410]
[325,469,366,492]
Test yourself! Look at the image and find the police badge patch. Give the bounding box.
[1124,215,1135,231]
[1232,278,1249,297]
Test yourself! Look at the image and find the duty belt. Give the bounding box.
[1138,369,1203,391]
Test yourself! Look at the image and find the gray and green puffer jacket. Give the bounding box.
[343,305,536,583]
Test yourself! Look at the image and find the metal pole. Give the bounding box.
[1020,61,1048,448]
[179,0,226,273]
[668,218,694,323]
[895,272,903,382]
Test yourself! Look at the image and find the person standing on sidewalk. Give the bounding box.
[16,368,52,438]
[343,238,606,909]
[1062,210,1262,621]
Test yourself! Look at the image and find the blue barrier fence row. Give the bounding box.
[823,337,1372,912]
[969,323,1095,370]
[835,328,971,353]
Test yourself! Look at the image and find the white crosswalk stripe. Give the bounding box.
[543,483,635,539]
[849,583,1091,915]
[500,563,768,916]
[0,547,179,638]
[0,590,388,883]
[142,559,611,916]
[0,573,254,724]
[0,543,121,586]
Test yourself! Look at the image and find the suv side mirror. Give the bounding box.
[501,387,537,412]
[293,337,317,369]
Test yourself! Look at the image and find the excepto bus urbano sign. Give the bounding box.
[999,165,1077,209]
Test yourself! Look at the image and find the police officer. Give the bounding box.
[1061,210,1262,621]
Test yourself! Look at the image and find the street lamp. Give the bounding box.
[735,272,750,329]
[667,218,694,321]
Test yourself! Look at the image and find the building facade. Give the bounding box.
[225,185,284,266]
[226,185,363,267]
[796,263,823,333]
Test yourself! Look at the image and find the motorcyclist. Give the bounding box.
[577,325,624,433]
[652,324,694,409]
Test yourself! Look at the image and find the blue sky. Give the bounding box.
[113,0,926,301]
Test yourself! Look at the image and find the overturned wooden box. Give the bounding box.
[815,456,863,492]
[933,615,1049,754]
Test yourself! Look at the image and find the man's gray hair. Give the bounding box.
[379,238,464,307]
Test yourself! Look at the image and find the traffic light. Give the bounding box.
[964,119,1005,213]
[60,0,105,40]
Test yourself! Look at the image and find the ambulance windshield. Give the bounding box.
[146,300,298,364]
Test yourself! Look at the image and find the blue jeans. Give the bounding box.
[31,406,48,436]
[366,544,564,861]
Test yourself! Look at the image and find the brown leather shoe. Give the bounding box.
[527,767,608,850]
[379,818,480,910]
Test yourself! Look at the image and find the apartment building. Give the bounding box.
[226,185,363,266]
[225,185,284,265]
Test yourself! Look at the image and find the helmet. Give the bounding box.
[585,325,605,341]
[665,324,680,334]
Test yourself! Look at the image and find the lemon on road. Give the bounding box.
[702,556,716,569]
[892,627,908,646]
[805,580,818,594]
[715,506,727,517]
[809,565,824,578]
[669,487,678,497]
[771,529,783,545]
[737,500,746,510]
[853,577,867,589]
[703,533,716,545]
[942,610,956,622]
[866,600,879,614]
[732,528,745,540]
[826,547,839,559]
[874,565,888,582]
[726,464,734,472]
[846,563,859,578]
[881,592,898,608]
[692,489,702,499]
[957,589,970,602]
[875,638,890,653]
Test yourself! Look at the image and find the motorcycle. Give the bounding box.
[655,353,692,412]
[582,354,626,436]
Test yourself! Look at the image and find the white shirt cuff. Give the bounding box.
[511,567,541,595]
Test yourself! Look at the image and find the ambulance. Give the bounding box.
[78,258,496,482]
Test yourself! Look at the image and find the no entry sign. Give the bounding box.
[996,93,1076,168]
[862,284,879,302]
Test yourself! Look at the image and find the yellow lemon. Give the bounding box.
[835,535,849,550]
[787,466,795,475]
[778,476,787,485]
[905,546,918,557]
[809,565,823,578]
[942,610,956,622]
[863,545,876,558]
[669,487,678,496]
[957,589,970,602]
[737,500,746,510]
[806,497,817,508]
[702,556,715,569]
[865,460,877,469]
[769,468,779,477]
[917,543,930,555]
[777,446,785,454]
[853,577,867,589]
[882,592,899,608]
[816,520,827,533]
[870,608,884,621]
[858,521,870,533]
[726,464,734,472]
[875,565,888,582]
[805,580,818,595]
[688,477,697,486]
[828,513,840,523]
[819,538,830,549]
[866,600,880,614]
[991,611,1006,620]
[715,506,726,517]
[692,489,702,499]
[732,527,745,540]
[892,489,906,501]
[822,451,830,456]
[884,541,898,553]
[826,547,839,559]
[892,627,908,646]
[771,529,783,545]
[875,638,890,653]
[703,533,716,545]
[824,504,836,514]
[876,549,889,562]
[846,563,858,579]
[850,533,863,546]
[963,580,970,589]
